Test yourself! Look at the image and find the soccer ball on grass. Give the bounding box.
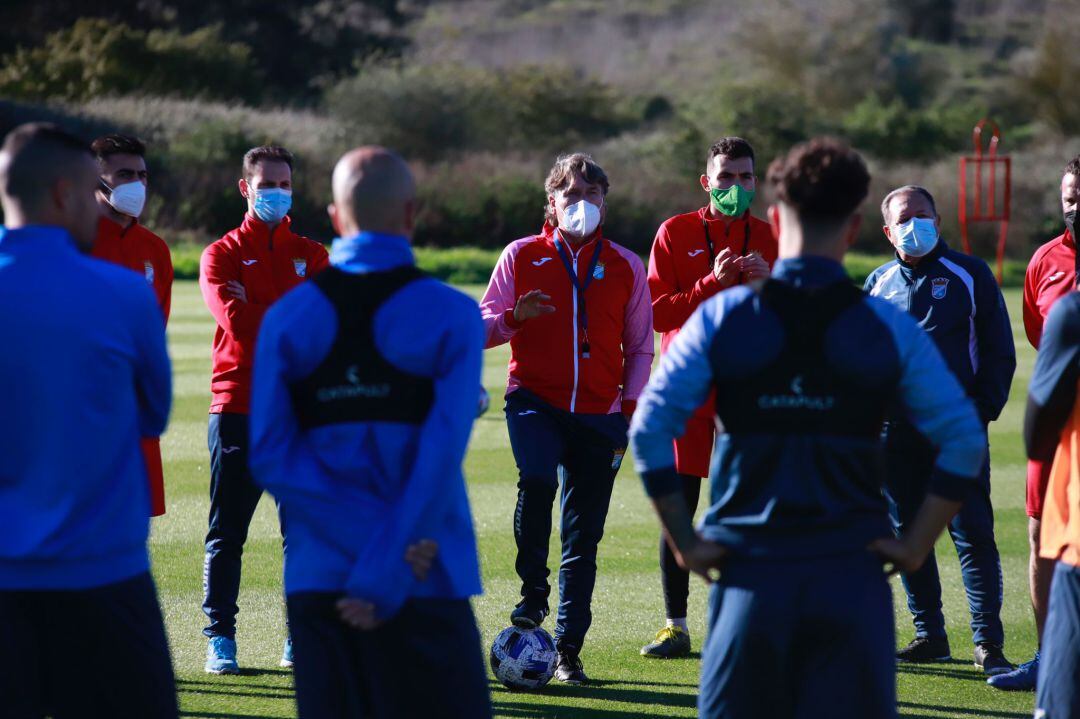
[489,625,557,690]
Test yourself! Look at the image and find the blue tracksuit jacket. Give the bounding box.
[250,232,484,620]
[0,226,172,589]
[630,256,987,557]
[864,241,1016,424]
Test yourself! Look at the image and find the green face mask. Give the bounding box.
[710,184,755,218]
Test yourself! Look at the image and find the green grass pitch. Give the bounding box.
[159,280,1038,718]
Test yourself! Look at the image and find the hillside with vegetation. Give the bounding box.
[1,0,1077,261]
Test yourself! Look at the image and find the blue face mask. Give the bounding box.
[893,216,939,258]
[251,187,292,223]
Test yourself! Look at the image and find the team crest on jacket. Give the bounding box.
[931,277,949,300]
[293,258,307,278]
[593,262,605,280]
[143,261,154,285]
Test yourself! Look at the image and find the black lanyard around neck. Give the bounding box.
[554,234,603,358]
[701,211,752,264]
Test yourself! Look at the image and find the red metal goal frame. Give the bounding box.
[958,119,1011,284]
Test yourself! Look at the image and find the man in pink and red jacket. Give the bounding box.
[480,153,653,685]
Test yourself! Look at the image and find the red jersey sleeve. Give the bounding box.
[199,241,269,341]
[309,241,330,275]
[648,224,722,333]
[154,237,174,324]
[1024,253,1044,350]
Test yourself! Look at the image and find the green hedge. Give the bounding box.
[171,244,1026,288]
[170,243,504,285]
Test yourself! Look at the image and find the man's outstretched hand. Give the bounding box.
[513,289,555,322]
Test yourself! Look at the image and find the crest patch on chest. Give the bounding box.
[930,276,949,299]
[293,258,307,278]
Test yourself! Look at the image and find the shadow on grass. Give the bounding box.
[181,713,284,719]
[494,704,675,718]
[176,683,294,701]
[895,659,990,682]
[240,668,293,677]
[604,679,699,689]
[490,676,696,714]
[898,701,1029,718]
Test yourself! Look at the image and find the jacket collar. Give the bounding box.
[772,255,848,289]
[239,212,293,247]
[1065,229,1075,250]
[896,239,948,275]
[697,205,751,228]
[97,214,136,240]
[543,223,604,255]
[330,232,414,274]
[0,225,77,253]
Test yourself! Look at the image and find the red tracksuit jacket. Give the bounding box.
[1024,230,1075,350]
[648,207,777,476]
[480,224,653,415]
[1023,228,1076,518]
[93,215,174,515]
[94,215,173,320]
[200,214,329,414]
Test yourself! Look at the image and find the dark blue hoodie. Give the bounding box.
[630,256,986,558]
[864,240,1016,425]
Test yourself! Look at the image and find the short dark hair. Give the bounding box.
[243,145,293,180]
[1066,155,1080,178]
[708,137,755,169]
[91,133,145,161]
[0,122,91,208]
[543,152,609,225]
[766,137,869,225]
[880,185,938,225]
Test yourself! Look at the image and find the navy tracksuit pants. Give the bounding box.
[699,552,895,718]
[1036,562,1080,718]
[884,426,1004,647]
[203,412,287,639]
[505,389,628,653]
[286,594,491,719]
[0,572,178,719]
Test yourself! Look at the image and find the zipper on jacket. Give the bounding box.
[268,224,279,297]
[570,247,580,413]
[907,269,915,313]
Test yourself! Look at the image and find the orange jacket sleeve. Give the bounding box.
[648,224,722,333]
[199,241,269,341]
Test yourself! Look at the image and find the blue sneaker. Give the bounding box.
[987,651,1039,691]
[280,636,294,669]
[205,636,239,675]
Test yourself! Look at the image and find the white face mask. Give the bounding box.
[251,187,293,224]
[104,180,146,218]
[561,199,601,239]
[893,216,939,258]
